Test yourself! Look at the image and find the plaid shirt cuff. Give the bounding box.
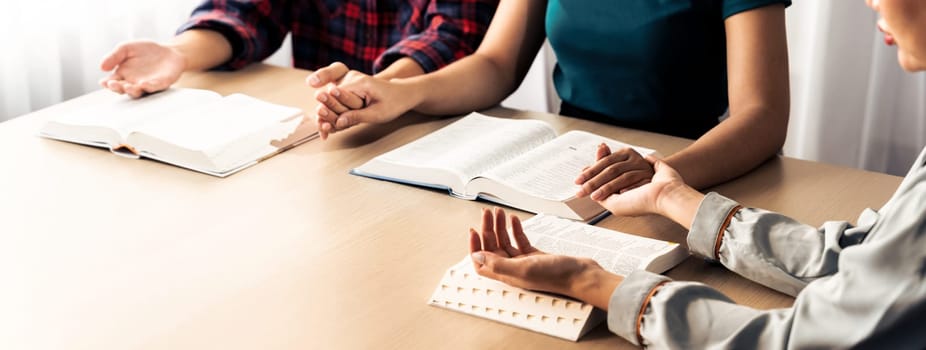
[177,13,254,70]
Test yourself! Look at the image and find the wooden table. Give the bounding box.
[0,64,903,349]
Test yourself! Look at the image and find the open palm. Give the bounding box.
[469,208,597,297]
[99,41,186,98]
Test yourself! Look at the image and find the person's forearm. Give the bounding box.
[395,53,522,115]
[167,29,233,72]
[664,107,787,189]
[670,4,790,189]
[374,57,426,80]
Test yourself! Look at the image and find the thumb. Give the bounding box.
[101,44,130,71]
[648,156,674,172]
[307,62,349,87]
[470,251,511,278]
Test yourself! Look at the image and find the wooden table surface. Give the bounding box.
[0,64,903,349]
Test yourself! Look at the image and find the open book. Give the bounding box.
[428,214,689,341]
[39,88,317,177]
[351,113,656,222]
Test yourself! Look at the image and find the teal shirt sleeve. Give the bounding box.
[723,0,791,19]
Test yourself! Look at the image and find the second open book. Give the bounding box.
[352,113,657,222]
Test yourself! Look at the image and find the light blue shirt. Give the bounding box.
[608,147,926,348]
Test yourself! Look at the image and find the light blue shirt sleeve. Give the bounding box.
[606,147,926,348]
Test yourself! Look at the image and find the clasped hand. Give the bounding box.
[306,62,414,140]
[576,143,686,217]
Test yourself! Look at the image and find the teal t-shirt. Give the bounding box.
[547,0,790,138]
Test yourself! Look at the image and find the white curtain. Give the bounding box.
[785,0,926,175]
[0,0,203,122]
[4,1,924,176]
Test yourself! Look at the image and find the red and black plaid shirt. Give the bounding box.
[178,0,497,74]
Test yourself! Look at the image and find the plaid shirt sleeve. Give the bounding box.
[176,0,293,70]
[373,0,498,74]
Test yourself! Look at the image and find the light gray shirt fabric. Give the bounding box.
[607,146,926,349]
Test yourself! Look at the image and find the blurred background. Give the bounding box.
[1,0,923,176]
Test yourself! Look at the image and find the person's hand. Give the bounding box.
[469,208,602,298]
[99,40,187,98]
[307,62,367,115]
[594,153,690,218]
[575,144,656,201]
[306,62,419,140]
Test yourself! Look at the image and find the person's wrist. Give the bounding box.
[392,78,426,112]
[654,181,703,229]
[652,181,682,215]
[568,259,622,310]
[163,44,190,72]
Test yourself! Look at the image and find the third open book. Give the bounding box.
[39,88,316,177]
[352,113,656,222]
[429,214,688,341]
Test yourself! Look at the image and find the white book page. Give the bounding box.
[130,94,301,154]
[481,130,654,202]
[52,89,219,139]
[377,113,557,186]
[523,214,680,276]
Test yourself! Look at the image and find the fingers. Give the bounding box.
[509,215,536,253]
[102,80,164,99]
[596,142,612,160]
[330,87,366,110]
[315,104,335,140]
[105,80,126,94]
[576,148,655,200]
[587,167,654,201]
[315,89,350,115]
[469,228,483,253]
[306,62,349,87]
[480,208,499,252]
[493,208,521,257]
[315,103,374,141]
[575,145,629,186]
[575,148,635,192]
[100,44,129,72]
[99,74,119,88]
[329,105,379,130]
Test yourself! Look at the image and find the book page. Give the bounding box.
[522,214,680,276]
[376,113,557,187]
[130,94,302,154]
[52,88,220,139]
[480,130,655,202]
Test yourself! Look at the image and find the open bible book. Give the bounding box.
[428,214,689,341]
[39,88,317,177]
[351,113,656,222]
